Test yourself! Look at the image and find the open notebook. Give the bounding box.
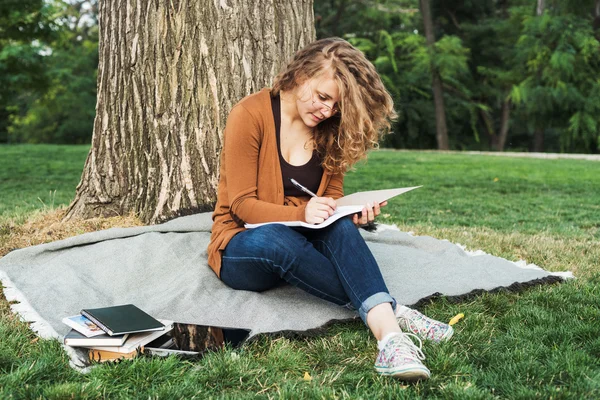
[244,186,421,230]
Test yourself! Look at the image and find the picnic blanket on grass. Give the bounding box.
[0,212,570,368]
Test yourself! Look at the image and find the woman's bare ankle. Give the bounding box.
[366,302,402,340]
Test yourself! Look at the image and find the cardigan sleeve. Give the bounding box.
[224,104,307,225]
[322,171,344,200]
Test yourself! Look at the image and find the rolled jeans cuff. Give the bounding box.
[358,292,397,326]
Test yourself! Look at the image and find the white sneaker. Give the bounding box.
[374,332,431,381]
[396,307,454,343]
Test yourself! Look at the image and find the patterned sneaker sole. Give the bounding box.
[439,324,454,342]
[375,364,431,381]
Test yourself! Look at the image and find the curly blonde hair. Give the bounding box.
[272,37,397,174]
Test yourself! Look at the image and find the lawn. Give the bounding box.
[1,144,599,399]
[0,144,89,224]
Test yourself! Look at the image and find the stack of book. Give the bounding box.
[62,304,172,362]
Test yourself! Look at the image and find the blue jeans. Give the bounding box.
[220,217,396,325]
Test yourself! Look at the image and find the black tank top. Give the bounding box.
[271,93,323,197]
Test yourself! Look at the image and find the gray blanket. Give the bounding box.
[0,212,569,366]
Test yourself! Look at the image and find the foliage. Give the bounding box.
[2,0,599,150]
[348,28,475,149]
[0,0,56,142]
[0,0,97,144]
[511,10,600,152]
[315,0,600,153]
[8,22,98,143]
[315,0,414,39]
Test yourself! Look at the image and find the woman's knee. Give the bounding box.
[328,216,360,236]
[226,224,313,270]
[235,224,299,252]
[249,224,301,244]
[220,257,282,292]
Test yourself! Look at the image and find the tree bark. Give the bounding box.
[593,0,600,33]
[533,127,544,152]
[480,108,495,147]
[532,0,545,152]
[536,0,545,15]
[492,99,511,151]
[65,0,315,224]
[419,0,449,150]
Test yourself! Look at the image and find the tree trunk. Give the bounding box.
[65,0,315,224]
[532,0,545,153]
[492,99,511,151]
[480,108,495,148]
[419,0,449,150]
[537,0,545,15]
[593,0,600,33]
[533,127,544,152]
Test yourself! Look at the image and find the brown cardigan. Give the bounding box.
[207,88,344,277]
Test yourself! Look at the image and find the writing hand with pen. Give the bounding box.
[290,179,337,225]
[290,178,387,226]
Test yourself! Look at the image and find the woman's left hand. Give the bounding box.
[351,200,387,226]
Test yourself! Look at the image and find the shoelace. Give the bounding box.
[398,314,417,328]
[391,332,426,361]
[398,312,438,335]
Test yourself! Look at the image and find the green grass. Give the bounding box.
[1,145,600,399]
[345,150,600,238]
[0,144,89,224]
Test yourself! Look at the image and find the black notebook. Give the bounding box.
[80,304,165,336]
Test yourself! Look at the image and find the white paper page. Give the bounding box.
[335,186,422,207]
[244,205,363,230]
[91,320,174,353]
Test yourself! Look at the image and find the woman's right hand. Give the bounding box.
[305,197,337,224]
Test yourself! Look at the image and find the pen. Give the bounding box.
[290,178,317,198]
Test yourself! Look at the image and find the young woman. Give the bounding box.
[207,37,453,381]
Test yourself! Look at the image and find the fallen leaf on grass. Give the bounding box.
[449,313,465,326]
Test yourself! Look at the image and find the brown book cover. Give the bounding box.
[88,348,140,363]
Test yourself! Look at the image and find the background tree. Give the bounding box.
[4,0,598,153]
[65,0,316,224]
[419,0,449,149]
[316,0,600,153]
[511,0,600,152]
[8,1,99,144]
[595,0,600,35]
[316,0,472,150]
[432,0,521,151]
[534,0,545,151]
[0,0,55,143]
[315,2,437,148]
